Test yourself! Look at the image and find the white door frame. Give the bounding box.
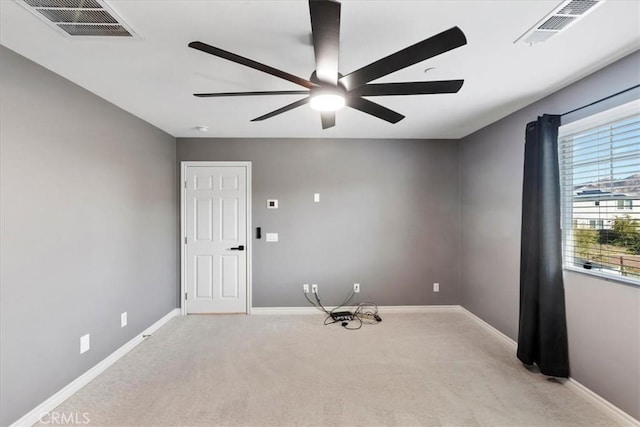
[180,161,252,315]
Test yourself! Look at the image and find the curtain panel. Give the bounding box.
[518,114,570,378]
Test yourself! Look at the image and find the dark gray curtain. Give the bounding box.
[517,114,569,378]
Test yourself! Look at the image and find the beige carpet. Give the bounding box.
[37,312,619,426]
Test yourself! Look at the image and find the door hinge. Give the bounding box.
[184,237,187,244]
[185,292,188,300]
[184,180,187,189]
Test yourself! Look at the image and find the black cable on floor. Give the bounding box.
[304,288,382,331]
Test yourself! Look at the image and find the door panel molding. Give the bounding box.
[180,161,252,315]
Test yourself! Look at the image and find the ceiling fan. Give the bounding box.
[189,0,467,129]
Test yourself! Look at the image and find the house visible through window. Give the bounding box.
[558,99,640,285]
[588,219,604,229]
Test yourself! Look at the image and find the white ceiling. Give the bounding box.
[1,0,639,139]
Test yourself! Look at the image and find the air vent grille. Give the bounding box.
[539,15,576,30]
[36,9,118,24]
[16,0,138,38]
[57,23,130,36]
[515,0,605,45]
[24,0,102,8]
[557,0,600,15]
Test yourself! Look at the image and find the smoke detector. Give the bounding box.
[16,0,139,38]
[515,0,605,45]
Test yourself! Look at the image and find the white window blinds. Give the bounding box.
[558,100,640,284]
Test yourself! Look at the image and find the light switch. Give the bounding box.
[314,193,320,202]
[80,334,90,354]
[266,233,279,242]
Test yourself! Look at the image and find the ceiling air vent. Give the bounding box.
[16,0,139,38]
[515,0,605,45]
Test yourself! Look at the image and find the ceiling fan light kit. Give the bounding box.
[189,0,467,129]
[309,88,346,112]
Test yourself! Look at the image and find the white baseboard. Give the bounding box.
[250,307,324,315]
[251,305,462,315]
[460,307,639,427]
[10,308,180,427]
[379,305,461,313]
[564,378,640,426]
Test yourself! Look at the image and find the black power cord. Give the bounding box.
[304,288,381,331]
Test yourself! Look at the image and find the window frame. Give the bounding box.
[558,99,640,287]
[616,199,633,210]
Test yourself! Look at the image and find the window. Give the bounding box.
[617,199,632,210]
[558,99,640,284]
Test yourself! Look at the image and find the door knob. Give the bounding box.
[229,245,245,251]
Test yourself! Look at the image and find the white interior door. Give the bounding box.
[184,164,249,313]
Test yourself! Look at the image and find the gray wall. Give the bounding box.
[460,50,640,419]
[178,138,460,307]
[0,46,178,426]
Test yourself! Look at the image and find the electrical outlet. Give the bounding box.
[266,233,278,242]
[121,312,127,328]
[433,282,440,292]
[354,283,360,293]
[80,334,90,354]
[303,284,309,293]
[311,284,318,293]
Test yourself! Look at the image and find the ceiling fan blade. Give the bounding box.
[309,0,341,85]
[194,90,309,98]
[339,27,467,91]
[347,97,404,124]
[250,97,310,121]
[321,111,336,129]
[353,80,464,96]
[189,41,315,89]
